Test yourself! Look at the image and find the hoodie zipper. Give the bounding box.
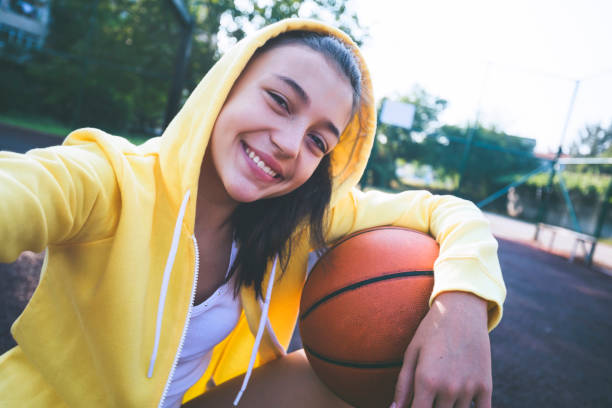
[157,234,200,408]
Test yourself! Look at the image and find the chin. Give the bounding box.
[225,183,268,204]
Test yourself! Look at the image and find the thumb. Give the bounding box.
[391,348,419,408]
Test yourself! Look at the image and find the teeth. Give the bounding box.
[245,146,278,178]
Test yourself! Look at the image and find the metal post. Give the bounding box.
[72,0,100,128]
[457,62,489,193]
[557,169,582,233]
[457,124,475,192]
[163,19,194,129]
[363,98,385,187]
[534,79,581,241]
[586,178,612,266]
[558,80,580,148]
[163,0,194,129]
[533,153,558,241]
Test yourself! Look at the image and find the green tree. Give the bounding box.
[6,0,184,132]
[440,124,539,199]
[185,0,365,120]
[0,0,365,135]
[364,86,447,188]
[570,123,612,158]
[363,87,541,201]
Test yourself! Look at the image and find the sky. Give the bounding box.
[350,0,612,153]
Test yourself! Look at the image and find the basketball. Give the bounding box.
[299,226,438,408]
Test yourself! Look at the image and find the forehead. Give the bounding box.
[250,43,331,69]
[243,44,350,92]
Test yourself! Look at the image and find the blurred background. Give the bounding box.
[1,1,612,406]
[1,0,610,258]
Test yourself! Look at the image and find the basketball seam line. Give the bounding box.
[300,270,433,320]
[304,345,403,369]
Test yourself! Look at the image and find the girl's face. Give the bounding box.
[208,44,354,204]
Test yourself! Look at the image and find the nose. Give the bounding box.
[270,124,305,158]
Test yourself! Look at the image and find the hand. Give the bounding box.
[391,291,492,408]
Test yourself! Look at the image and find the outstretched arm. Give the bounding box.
[0,130,120,263]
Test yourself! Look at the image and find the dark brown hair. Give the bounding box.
[229,30,362,298]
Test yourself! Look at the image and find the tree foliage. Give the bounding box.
[564,123,612,175]
[364,86,448,187]
[365,87,541,201]
[446,124,540,199]
[0,0,364,135]
[570,123,612,158]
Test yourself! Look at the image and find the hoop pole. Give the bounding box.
[163,14,194,129]
[534,148,561,240]
[558,80,580,149]
[72,0,100,128]
[458,62,490,192]
[557,170,582,233]
[364,98,385,187]
[587,178,612,266]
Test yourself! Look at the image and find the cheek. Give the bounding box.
[292,158,321,188]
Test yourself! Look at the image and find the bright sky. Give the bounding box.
[351,0,612,153]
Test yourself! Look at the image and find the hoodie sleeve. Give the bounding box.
[0,141,120,263]
[325,187,506,330]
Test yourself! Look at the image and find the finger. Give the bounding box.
[409,373,435,408]
[391,349,418,408]
[473,384,492,408]
[431,394,455,408]
[452,395,473,408]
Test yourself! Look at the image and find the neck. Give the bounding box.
[195,148,238,234]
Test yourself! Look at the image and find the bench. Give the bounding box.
[534,223,597,265]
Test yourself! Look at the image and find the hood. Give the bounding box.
[158,18,376,226]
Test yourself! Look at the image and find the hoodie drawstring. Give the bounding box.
[148,190,191,378]
[233,255,278,406]
[146,189,280,405]
[258,298,285,354]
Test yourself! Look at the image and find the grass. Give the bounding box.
[0,113,151,145]
[0,113,71,139]
[599,237,612,246]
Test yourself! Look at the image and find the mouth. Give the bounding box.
[242,142,283,180]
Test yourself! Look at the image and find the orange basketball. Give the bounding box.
[299,226,438,408]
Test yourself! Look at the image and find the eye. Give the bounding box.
[267,91,290,113]
[309,133,327,154]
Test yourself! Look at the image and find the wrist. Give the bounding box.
[432,291,488,322]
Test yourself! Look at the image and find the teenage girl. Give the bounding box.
[0,19,505,408]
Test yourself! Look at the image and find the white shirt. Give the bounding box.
[162,242,241,408]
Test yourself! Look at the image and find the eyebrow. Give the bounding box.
[276,75,310,105]
[275,74,341,138]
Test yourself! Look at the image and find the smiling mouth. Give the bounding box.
[243,143,282,179]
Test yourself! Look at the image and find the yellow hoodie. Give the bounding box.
[0,19,505,407]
